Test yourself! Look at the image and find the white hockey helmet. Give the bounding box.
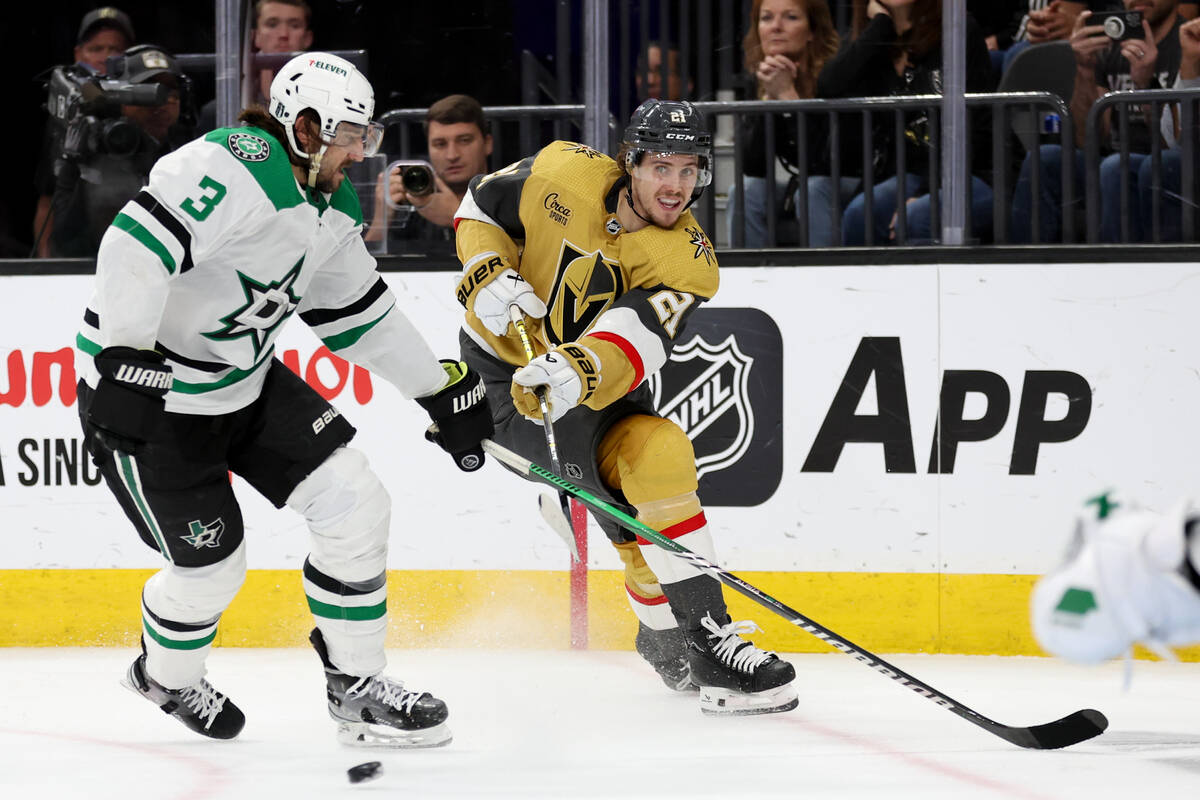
[268,52,382,160]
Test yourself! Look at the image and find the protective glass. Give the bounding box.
[330,121,384,156]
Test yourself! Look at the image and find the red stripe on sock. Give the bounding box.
[625,582,669,606]
[636,512,707,546]
[587,330,644,392]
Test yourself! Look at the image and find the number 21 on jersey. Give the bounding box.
[649,290,694,338]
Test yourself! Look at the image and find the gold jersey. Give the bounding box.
[454,140,718,411]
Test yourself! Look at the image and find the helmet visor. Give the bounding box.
[331,121,385,157]
[629,150,712,188]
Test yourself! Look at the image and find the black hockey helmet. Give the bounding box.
[621,99,713,193]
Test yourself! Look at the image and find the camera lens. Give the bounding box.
[401,165,434,197]
[1103,17,1125,39]
[101,118,141,157]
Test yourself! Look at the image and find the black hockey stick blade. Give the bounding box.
[982,708,1108,750]
[481,438,1109,750]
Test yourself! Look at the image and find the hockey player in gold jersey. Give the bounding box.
[452,100,797,715]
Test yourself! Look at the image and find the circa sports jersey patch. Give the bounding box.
[686,225,715,265]
[227,132,271,162]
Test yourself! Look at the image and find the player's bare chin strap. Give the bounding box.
[625,182,655,227]
[307,148,326,188]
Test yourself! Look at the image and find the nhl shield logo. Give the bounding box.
[648,334,754,480]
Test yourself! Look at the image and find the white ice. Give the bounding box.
[1,648,1198,799]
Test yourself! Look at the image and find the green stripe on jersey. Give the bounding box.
[170,348,275,394]
[206,126,304,212]
[76,333,101,356]
[306,596,388,621]
[142,617,217,650]
[321,307,393,351]
[112,213,176,274]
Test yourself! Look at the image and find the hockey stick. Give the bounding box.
[507,305,579,563]
[507,305,588,649]
[481,438,1109,750]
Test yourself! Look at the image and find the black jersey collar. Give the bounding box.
[605,174,628,214]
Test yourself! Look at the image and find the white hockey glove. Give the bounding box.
[511,343,601,423]
[471,268,547,336]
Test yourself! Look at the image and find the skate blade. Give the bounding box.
[698,683,799,716]
[336,721,453,749]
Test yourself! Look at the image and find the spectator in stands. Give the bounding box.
[1010,0,1183,243]
[34,6,136,257]
[1135,15,1200,241]
[1000,2,1088,75]
[197,0,313,132]
[967,0,1028,77]
[820,0,996,245]
[635,40,691,101]
[727,0,841,247]
[49,46,193,258]
[364,94,492,251]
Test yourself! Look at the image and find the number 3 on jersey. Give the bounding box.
[181,175,228,222]
[648,290,694,338]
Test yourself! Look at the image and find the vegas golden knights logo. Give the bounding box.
[546,239,625,345]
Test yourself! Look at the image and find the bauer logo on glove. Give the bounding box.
[511,343,601,423]
[457,257,547,337]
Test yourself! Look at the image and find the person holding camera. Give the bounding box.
[49,45,193,258]
[75,51,492,746]
[364,94,492,250]
[33,7,137,257]
[1010,0,1184,243]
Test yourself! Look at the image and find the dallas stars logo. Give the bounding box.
[686,225,715,266]
[562,142,602,159]
[203,257,304,357]
[182,518,225,549]
[228,132,271,162]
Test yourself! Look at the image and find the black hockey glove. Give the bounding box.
[85,347,173,456]
[417,359,493,472]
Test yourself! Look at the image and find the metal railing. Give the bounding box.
[693,92,1074,248]
[1085,88,1200,244]
[375,104,587,171]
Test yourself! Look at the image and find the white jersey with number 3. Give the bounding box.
[76,125,446,414]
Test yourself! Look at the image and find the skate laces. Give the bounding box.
[347,675,422,714]
[177,680,227,729]
[700,614,776,673]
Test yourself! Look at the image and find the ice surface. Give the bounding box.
[1,648,1197,799]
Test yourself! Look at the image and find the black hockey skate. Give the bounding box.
[685,613,798,716]
[635,622,697,692]
[310,628,451,748]
[121,653,245,739]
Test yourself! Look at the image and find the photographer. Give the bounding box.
[49,45,193,258]
[33,7,136,257]
[1011,0,1184,242]
[364,94,492,251]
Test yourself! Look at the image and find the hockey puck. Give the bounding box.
[347,761,383,784]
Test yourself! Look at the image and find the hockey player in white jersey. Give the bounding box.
[75,53,492,747]
[1031,493,1200,664]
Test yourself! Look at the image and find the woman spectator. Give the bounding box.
[818,0,997,245]
[728,0,841,247]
